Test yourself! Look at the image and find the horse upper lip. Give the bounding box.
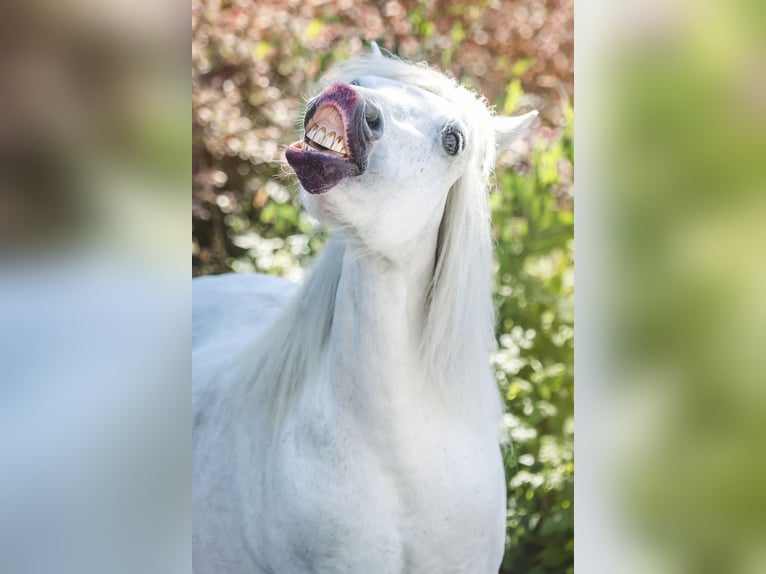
[303,104,349,156]
[285,82,376,195]
[300,83,374,169]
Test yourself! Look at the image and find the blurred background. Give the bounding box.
[577,0,766,572]
[0,2,189,574]
[0,0,187,259]
[192,1,574,572]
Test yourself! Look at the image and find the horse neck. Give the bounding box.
[326,231,438,418]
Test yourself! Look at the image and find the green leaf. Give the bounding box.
[306,19,324,39]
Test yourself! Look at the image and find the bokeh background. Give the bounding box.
[192,1,574,572]
[0,2,188,574]
[577,1,766,572]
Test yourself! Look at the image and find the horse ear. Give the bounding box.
[369,41,383,58]
[493,110,538,150]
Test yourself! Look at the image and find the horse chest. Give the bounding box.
[256,400,506,573]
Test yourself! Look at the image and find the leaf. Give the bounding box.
[306,19,324,40]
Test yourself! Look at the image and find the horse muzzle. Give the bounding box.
[285,82,383,195]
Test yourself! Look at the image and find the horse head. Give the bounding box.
[286,44,537,258]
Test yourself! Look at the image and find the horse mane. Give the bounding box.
[243,53,502,423]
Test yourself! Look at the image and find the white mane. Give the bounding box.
[243,54,502,423]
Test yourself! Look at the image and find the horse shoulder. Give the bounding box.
[192,273,297,346]
[193,272,298,573]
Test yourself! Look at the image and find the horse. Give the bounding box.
[192,43,537,574]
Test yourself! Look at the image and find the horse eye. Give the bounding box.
[442,128,464,156]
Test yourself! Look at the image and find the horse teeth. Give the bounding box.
[304,123,347,154]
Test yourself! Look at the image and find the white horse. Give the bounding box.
[193,44,536,574]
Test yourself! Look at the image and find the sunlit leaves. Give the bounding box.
[493,93,573,573]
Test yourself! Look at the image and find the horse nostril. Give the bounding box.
[364,102,383,133]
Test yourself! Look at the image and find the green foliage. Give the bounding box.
[493,104,573,573]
